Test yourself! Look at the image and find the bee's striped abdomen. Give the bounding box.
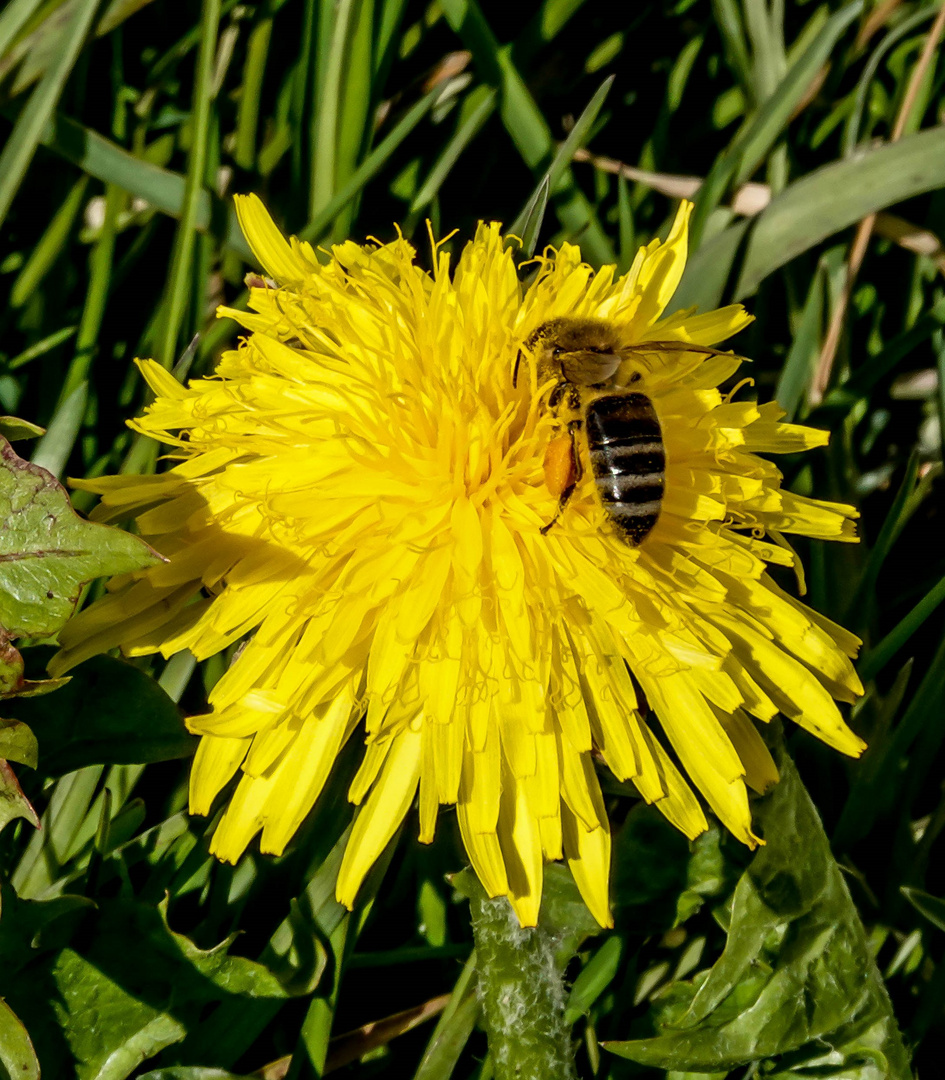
[585,392,664,546]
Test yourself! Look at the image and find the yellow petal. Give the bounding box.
[336,727,423,908]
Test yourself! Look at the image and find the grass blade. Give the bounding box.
[774,259,825,420]
[413,951,479,1080]
[690,0,864,248]
[0,0,46,59]
[332,0,376,239]
[439,0,614,263]
[859,572,945,683]
[0,0,103,230]
[300,87,441,242]
[34,112,252,259]
[30,382,88,478]
[156,0,222,367]
[507,75,614,239]
[517,175,550,256]
[408,86,497,216]
[845,452,919,625]
[10,174,89,308]
[310,0,357,217]
[234,8,273,169]
[7,326,78,371]
[677,124,945,310]
[59,184,123,406]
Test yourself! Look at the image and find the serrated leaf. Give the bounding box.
[148,897,287,998]
[0,438,163,639]
[603,740,912,1078]
[4,654,196,776]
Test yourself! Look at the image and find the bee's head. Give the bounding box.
[529,317,623,387]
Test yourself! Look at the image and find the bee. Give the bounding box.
[515,317,734,547]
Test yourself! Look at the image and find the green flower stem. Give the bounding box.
[467,885,577,1080]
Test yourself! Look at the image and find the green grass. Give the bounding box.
[1,0,944,1077]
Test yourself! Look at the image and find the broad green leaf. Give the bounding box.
[0,416,44,441]
[9,946,187,1080]
[184,801,357,1067]
[0,438,161,639]
[675,826,726,926]
[0,884,94,975]
[676,125,945,310]
[604,741,912,1078]
[0,997,40,1080]
[140,898,287,998]
[5,655,196,775]
[1,898,287,1079]
[0,718,37,768]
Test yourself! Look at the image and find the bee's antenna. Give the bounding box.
[513,349,523,389]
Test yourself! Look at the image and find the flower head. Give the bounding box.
[53,197,864,927]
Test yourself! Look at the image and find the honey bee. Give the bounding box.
[516,317,735,547]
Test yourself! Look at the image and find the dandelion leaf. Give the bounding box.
[4,653,196,775]
[603,741,912,1078]
[0,437,162,640]
[0,896,287,1080]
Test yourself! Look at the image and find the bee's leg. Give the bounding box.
[540,420,582,536]
[548,381,566,408]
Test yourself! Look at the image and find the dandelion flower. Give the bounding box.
[52,198,864,927]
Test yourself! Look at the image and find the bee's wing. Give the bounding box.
[621,340,746,360]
